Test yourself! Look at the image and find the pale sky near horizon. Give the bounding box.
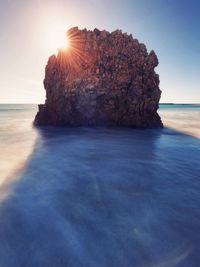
[0,0,199,103]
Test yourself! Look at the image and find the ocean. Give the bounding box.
[0,104,200,267]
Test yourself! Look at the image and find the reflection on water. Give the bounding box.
[0,104,200,267]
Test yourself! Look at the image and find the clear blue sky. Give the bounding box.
[0,0,199,103]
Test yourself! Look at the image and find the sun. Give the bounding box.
[46,27,70,55]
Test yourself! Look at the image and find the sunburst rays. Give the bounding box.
[56,30,94,77]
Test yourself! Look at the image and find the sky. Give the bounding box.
[0,0,199,103]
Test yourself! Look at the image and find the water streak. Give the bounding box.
[0,104,199,266]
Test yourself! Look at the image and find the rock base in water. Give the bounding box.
[34,27,163,128]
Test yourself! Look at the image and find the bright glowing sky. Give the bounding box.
[0,0,199,103]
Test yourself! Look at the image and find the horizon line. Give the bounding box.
[0,102,200,105]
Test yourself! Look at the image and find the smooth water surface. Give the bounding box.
[0,104,200,267]
[0,104,38,185]
[159,104,200,138]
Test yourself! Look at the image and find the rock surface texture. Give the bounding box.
[35,27,162,127]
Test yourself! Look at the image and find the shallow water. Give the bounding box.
[159,104,200,138]
[0,104,38,185]
[0,104,200,267]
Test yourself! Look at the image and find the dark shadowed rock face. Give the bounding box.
[34,27,162,127]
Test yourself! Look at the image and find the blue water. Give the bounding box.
[159,104,200,110]
[0,104,200,267]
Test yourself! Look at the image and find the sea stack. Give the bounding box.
[34,27,162,127]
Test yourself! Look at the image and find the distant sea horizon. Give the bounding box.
[0,103,199,138]
[1,103,200,105]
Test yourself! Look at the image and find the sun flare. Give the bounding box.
[46,27,70,55]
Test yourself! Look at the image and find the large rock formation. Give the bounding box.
[34,27,162,127]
